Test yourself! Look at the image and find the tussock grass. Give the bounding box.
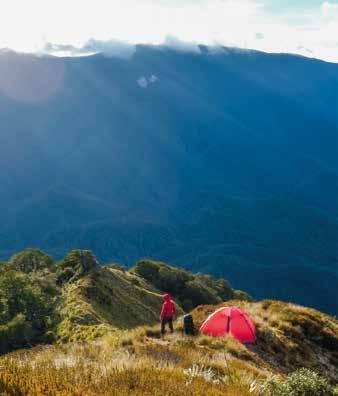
[0,333,255,396]
[54,266,176,343]
[0,299,336,395]
[191,300,338,382]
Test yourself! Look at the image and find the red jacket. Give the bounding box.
[160,293,176,319]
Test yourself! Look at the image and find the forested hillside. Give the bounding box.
[0,47,337,314]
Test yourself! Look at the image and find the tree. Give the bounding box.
[0,270,56,352]
[9,249,54,273]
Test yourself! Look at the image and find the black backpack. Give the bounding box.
[183,314,196,336]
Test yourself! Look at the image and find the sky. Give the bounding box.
[0,0,338,62]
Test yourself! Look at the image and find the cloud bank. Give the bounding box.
[0,0,337,62]
[42,39,136,59]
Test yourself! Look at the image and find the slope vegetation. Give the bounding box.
[0,249,337,394]
[191,300,338,382]
[0,301,337,395]
[56,264,168,343]
[0,248,241,351]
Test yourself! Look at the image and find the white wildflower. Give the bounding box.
[183,364,219,385]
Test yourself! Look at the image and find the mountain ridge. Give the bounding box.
[0,248,244,350]
[0,47,337,314]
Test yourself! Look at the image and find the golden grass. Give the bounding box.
[0,299,336,395]
[54,266,175,344]
[191,300,338,382]
[0,333,256,396]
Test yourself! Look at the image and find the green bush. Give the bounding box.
[233,289,254,302]
[183,279,219,307]
[264,369,335,396]
[133,260,160,283]
[8,248,54,273]
[215,278,234,300]
[0,314,33,353]
[57,250,99,284]
[0,271,53,323]
[133,260,238,311]
[0,270,56,353]
[56,266,75,285]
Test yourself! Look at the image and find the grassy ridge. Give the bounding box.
[0,248,337,395]
[191,300,338,382]
[1,309,337,395]
[0,249,237,351]
[56,267,173,343]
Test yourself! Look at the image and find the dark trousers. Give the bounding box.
[161,316,174,335]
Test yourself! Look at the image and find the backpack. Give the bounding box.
[183,314,196,336]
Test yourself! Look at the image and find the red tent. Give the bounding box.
[199,307,256,344]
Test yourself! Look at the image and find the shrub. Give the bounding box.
[133,260,160,284]
[0,270,56,353]
[216,278,234,300]
[8,248,54,273]
[264,368,335,396]
[0,270,54,324]
[57,250,99,284]
[133,260,238,311]
[232,290,254,302]
[0,314,33,353]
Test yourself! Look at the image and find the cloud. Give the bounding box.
[0,0,338,63]
[162,36,201,54]
[82,39,136,58]
[321,1,338,19]
[42,39,136,59]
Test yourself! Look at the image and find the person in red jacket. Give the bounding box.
[160,293,176,335]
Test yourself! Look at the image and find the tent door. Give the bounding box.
[226,316,231,334]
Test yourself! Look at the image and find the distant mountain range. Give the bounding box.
[0,46,337,315]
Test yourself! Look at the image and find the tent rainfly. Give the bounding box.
[199,306,256,344]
